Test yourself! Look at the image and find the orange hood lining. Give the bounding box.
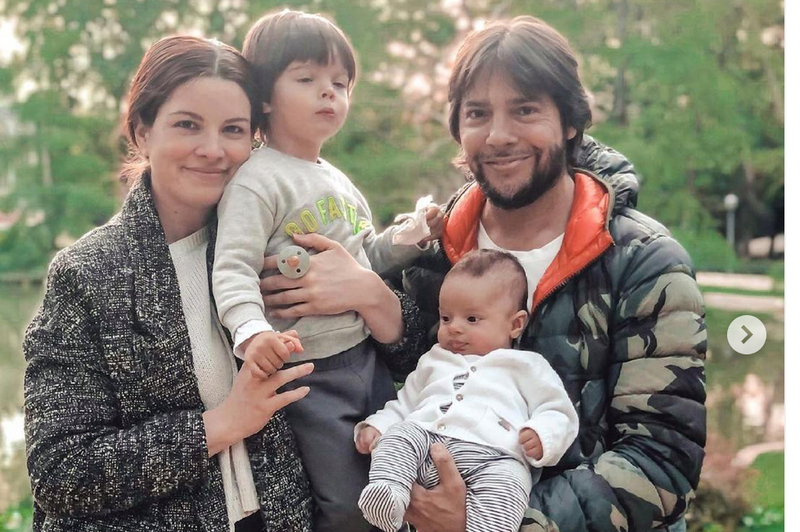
[441,172,614,313]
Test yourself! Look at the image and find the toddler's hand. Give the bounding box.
[355,425,382,454]
[519,428,543,460]
[421,205,445,243]
[243,330,303,379]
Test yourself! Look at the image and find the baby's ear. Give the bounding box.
[510,310,529,339]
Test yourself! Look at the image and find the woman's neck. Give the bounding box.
[152,195,211,245]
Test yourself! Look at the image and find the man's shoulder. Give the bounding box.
[607,207,697,278]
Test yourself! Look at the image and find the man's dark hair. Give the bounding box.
[242,9,357,141]
[448,249,529,312]
[448,16,592,164]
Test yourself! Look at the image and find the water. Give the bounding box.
[0,284,785,510]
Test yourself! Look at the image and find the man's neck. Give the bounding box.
[481,172,575,251]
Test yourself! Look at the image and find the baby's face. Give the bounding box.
[437,273,522,356]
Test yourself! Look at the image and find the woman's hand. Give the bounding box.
[203,362,314,456]
[260,233,404,343]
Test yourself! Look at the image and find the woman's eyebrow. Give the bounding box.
[168,110,204,120]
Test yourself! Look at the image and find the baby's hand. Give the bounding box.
[519,428,543,460]
[355,425,382,454]
[243,330,303,379]
[421,204,445,243]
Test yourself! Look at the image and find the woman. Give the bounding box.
[23,36,313,532]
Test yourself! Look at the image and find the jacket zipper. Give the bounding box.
[529,171,617,319]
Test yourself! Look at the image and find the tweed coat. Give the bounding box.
[381,137,706,532]
[23,176,313,531]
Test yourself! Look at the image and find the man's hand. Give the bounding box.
[519,428,543,460]
[405,443,467,532]
[242,330,303,379]
[355,425,381,454]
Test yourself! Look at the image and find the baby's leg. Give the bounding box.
[359,422,432,532]
[418,439,532,532]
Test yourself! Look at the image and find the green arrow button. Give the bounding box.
[741,325,753,344]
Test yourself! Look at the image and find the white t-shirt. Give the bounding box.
[477,223,563,310]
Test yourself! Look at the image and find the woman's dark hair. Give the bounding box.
[242,9,357,141]
[121,35,260,183]
[448,16,592,166]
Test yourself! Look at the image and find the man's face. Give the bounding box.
[458,71,576,210]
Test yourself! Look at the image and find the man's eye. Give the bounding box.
[517,106,539,116]
[465,109,485,120]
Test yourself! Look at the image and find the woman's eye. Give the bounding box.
[224,125,245,135]
[175,120,198,130]
[298,77,313,83]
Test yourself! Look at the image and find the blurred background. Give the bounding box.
[0,0,784,531]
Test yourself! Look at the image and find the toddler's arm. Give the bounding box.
[349,186,440,274]
[213,181,279,353]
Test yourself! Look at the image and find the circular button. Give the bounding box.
[437,423,446,431]
[727,315,767,355]
[455,394,463,401]
[470,366,477,373]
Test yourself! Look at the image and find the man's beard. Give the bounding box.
[471,141,567,211]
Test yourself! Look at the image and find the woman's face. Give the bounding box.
[137,76,252,221]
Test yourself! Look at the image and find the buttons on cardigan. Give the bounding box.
[455,394,463,401]
[437,423,446,431]
[470,366,477,373]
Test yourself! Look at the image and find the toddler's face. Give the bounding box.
[265,55,350,160]
[437,273,526,356]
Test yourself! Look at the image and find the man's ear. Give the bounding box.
[510,310,529,339]
[134,123,151,158]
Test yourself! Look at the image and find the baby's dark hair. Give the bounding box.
[242,9,357,141]
[448,249,529,313]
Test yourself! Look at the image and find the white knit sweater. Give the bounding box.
[359,345,580,467]
[169,227,260,530]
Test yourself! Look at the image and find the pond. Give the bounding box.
[0,283,785,513]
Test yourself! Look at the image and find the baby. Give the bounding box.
[355,249,579,532]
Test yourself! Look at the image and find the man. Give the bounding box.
[391,16,707,532]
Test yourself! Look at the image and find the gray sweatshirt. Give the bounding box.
[213,146,422,361]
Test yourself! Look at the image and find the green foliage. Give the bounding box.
[0,496,33,532]
[0,0,784,276]
[671,229,739,272]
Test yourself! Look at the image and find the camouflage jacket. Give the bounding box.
[385,138,707,532]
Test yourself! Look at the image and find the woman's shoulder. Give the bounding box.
[49,215,128,281]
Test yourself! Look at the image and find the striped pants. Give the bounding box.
[359,421,533,532]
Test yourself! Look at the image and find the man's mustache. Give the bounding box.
[473,148,540,163]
